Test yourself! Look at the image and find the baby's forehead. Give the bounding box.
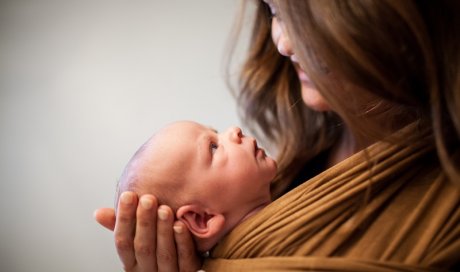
[149,122,206,151]
[150,125,197,150]
[143,125,198,169]
[160,121,205,135]
[140,120,210,172]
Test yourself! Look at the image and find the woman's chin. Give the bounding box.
[301,86,331,112]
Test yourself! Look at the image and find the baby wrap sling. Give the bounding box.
[203,126,460,271]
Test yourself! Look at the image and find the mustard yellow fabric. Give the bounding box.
[203,128,460,271]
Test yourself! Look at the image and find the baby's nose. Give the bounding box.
[227,126,243,143]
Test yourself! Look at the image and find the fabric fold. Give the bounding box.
[203,126,460,271]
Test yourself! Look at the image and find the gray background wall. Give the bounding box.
[0,1,247,271]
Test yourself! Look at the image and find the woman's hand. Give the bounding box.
[93,191,201,272]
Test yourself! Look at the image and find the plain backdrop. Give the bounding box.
[0,1,250,271]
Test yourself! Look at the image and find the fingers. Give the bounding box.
[134,195,159,272]
[173,221,202,272]
[93,207,116,231]
[156,205,178,272]
[112,192,184,272]
[114,192,138,271]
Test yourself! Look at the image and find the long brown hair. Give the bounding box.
[276,0,459,184]
[227,0,341,198]
[227,0,460,196]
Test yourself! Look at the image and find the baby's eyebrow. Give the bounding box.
[197,134,213,165]
[207,126,218,133]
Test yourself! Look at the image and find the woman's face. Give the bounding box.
[265,0,330,112]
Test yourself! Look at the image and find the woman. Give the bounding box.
[95,0,460,271]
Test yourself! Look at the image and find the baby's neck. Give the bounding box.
[221,202,271,243]
[239,202,270,223]
[196,202,270,253]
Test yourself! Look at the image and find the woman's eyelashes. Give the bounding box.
[265,3,280,20]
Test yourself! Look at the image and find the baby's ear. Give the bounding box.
[176,205,225,239]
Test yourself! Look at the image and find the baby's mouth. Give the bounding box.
[253,139,267,158]
[253,139,259,157]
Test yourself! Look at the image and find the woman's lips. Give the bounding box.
[296,67,311,83]
[292,60,312,83]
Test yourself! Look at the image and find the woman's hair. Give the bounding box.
[227,0,341,197]
[228,0,459,195]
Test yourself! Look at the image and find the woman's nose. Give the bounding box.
[271,19,294,57]
[226,126,243,143]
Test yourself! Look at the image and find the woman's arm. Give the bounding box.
[94,192,201,272]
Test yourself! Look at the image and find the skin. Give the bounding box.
[94,121,277,271]
[266,0,330,112]
[137,121,275,218]
[266,0,359,166]
[94,194,197,272]
[94,1,357,270]
[128,121,276,252]
[95,0,458,271]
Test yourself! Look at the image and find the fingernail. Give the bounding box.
[140,197,153,210]
[158,208,168,221]
[120,192,133,205]
[92,210,99,219]
[173,224,183,234]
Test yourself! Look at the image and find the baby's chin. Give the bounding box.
[267,157,278,177]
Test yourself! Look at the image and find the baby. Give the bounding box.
[115,120,277,252]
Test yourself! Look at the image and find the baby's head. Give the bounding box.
[116,120,277,251]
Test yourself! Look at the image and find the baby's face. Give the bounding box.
[141,121,277,218]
